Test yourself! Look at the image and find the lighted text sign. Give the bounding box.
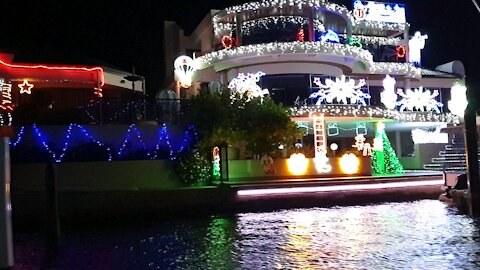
[353,1,406,24]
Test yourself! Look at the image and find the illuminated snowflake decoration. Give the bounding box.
[396,87,443,113]
[228,71,269,102]
[310,75,370,105]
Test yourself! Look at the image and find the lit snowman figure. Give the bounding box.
[381,75,398,110]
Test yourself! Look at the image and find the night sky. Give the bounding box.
[1,0,479,102]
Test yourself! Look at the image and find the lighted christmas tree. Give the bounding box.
[371,122,404,175]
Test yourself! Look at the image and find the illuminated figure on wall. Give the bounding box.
[408,32,428,67]
[320,30,340,43]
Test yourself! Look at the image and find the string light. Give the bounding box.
[381,75,398,110]
[320,30,340,43]
[310,75,370,105]
[221,35,235,49]
[396,87,443,113]
[18,79,34,94]
[195,41,421,77]
[448,82,468,117]
[12,124,196,163]
[291,105,460,125]
[396,45,406,58]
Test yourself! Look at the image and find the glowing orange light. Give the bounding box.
[339,153,360,174]
[18,80,34,94]
[287,153,309,175]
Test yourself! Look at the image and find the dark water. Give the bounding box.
[14,200,480,269]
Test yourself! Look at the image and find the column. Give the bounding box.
[235,14,242,47]
[0,136,13,268]
[308,8,315,42]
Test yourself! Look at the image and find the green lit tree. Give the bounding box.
[371,123,403,175]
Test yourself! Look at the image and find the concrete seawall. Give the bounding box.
[12,174,444,229]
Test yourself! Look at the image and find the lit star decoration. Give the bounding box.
[396,87,443,113]
[18,79,34,94]
[448,82,468,117]
[381,75,398,109]
[310,75,370,105]
[228,71,269,102]
[320,30,340,43]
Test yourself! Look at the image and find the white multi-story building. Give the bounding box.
[164,0,467,174]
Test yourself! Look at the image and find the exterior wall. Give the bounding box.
[11,160,180,192]
[399,143,447,170]
[163,21,186,86]
[104,70,144,92]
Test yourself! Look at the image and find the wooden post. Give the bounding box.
[45,162,60,248]
[0,137,13,268]
[464,95,480,215]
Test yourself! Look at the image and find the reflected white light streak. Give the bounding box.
[237,180,444,196]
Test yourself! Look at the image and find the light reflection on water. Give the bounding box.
[14,200,480,269]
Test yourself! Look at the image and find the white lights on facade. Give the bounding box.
[448,82,468,117]
[408,32,428,66]
[411,127,448,144]
[310,75,370,105]
[381,75,398,109]
[396,87,443,113]
[228,71,269,102]
[353,1,406,24]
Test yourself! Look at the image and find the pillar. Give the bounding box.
[308,8,315,42]
[235,14,242,47]
[0,137,13,268]
[464,92,480,215]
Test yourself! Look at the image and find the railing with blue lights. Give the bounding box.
[9,124,197,163]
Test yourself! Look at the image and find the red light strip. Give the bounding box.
[0,58,105,86]
[237,179,444,196]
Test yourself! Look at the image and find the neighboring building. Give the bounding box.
[0,52,145,124]
[164,0,467,174]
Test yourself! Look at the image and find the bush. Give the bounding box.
[174,148,211,185]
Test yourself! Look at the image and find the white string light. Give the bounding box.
[291,105,460,125]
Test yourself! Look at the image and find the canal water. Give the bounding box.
[14,200,480,269]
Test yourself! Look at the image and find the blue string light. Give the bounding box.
[14,124,196,163]
[10,126,25,147]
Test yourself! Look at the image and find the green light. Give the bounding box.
[371,122,403,175]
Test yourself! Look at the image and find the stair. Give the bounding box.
[423,134,479,172]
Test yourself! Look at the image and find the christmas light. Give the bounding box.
[12,124,196,163]
[221,35,235,49]
[195,41,374,70]
[319,30,340,43]
[212,146,221,178]
[396,45,406,58]
[228,71,269,102]
[342,34,401,46]
[411,127,448,144]
[353,1,406,24]
[408,32,428,66]
[352,134,372,156]
[0,79,13,113]
[297,29,305,42]
[313,151,332,173]
[356,123,367,135]
[327,122,339,136]
[174,55,196,88]
[339,153,360,174]
[0,55,105,86]
[287,153,309,175]
[371,121,403,175]
[291,105,460,125]
[448,82,468,117]
[18,79,34,94]
[397,87,443,113]
[241,16,325,36]
[381,75,398,110]
[330,143,338,151]
[310,75,370,105]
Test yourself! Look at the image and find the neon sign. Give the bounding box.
[353,1,406,24]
